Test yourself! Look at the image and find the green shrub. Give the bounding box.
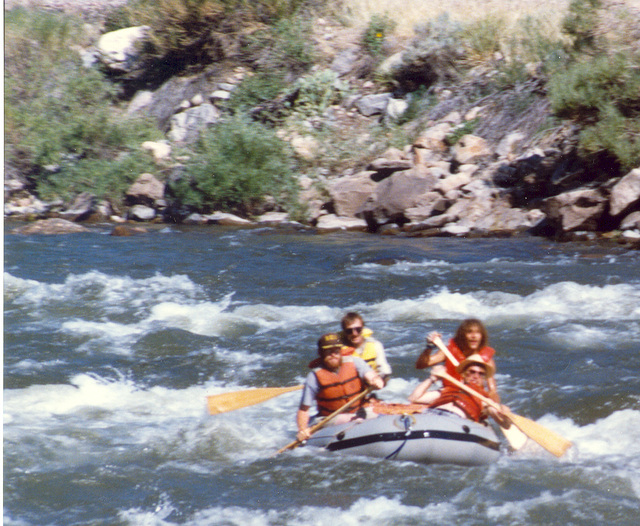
[393,14,465,88]
[290,69,350,117]
[562,0,602,52]
[36,152,157,207]
[548,52,640,171]
[445,119,479,146]
[226,71,289,114]
[362,13,396,57]
[171,116,298,213]
[463,15,506,64]
[122,0,314,67]
[5,7,162,204]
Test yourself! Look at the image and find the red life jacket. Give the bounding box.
[443,339,495,387]
[313,361,365,416]
[429,384,488,422]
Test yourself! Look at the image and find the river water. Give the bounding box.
[4,223,640,525]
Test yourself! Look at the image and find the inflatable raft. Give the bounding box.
[306,408,501,466]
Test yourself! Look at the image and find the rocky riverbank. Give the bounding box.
[5,1,640,247]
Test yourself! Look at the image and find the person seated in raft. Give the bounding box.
[307,312,392,384]
[415,318,500,402]
[417,354,510,425]
[339,312,392,384]
[296,333,385,442]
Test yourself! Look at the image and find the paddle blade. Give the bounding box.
[207,385,303,415]
[508,412,572,457]
[500,421,528,450]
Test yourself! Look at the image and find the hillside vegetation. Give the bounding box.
[4,0,640,220]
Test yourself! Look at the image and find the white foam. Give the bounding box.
[119,496,451,526]
[364,282,640,325]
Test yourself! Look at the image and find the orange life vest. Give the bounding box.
[443,339,495,387]
[313,361,365,416]
[428,384,487,422]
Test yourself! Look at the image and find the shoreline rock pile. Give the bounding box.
[4,2,640,246]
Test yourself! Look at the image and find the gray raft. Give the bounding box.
[306,408,501,466]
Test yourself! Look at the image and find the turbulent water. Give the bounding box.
[4,223,640,525]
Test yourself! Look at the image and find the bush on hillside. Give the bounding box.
[361,13,396,57]
[548,52,640,171]
[118,0,315,71]
[548,0,640,173]
[169,116,299,214]
[225,16,316,117]
[4,7,161,206]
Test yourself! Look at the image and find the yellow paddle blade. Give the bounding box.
[207,385,303,415]
[507,412,572,457]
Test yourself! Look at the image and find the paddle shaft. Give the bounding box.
[274,387,373,455]
[432,335,460,366]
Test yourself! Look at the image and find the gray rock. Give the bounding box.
[328,171,377,217]
[544,189,607,232]
[620,211,640,230]
[168,103,220,143]
[97,26,150,73]
[355,93,392,117]
[126,173,165,206]
[128,204,156,221]
[12,218,90,235]
[609,168,640,216]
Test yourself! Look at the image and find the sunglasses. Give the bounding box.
[344,326,363,334]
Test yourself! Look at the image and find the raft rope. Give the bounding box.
[384,414,413,460]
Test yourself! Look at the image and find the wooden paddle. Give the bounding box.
[435,370,572,457]
[207,385,303,415]
[430,336,528,450]
[274,387,373,456]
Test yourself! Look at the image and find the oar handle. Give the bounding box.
[274,387,373,456]
[432,336,460,366]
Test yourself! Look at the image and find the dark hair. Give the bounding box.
[453,318,488,354]
[341,312,364,330]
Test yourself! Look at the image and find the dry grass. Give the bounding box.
[337,0,573,39]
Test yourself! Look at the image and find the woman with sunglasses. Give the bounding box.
[340,312,392,383]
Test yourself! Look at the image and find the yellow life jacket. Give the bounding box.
[339,328,379,371]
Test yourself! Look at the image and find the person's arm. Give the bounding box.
[296,405,311,441]
[364,370,384,390]
[353,357,384,390]
[408,376,435,403]
[416,348,445,369]
[416,331,445,369]
[486,358,500,402]
[373,341,392,379]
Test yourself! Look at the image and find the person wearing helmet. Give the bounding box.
[296,333,384,442]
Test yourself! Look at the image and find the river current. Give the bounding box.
[3,223,640,525]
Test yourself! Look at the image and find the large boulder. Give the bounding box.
[97,26,150,73]
[126,173,165,206]
[328,171,377,217]
[359,166,439,225]
[543,189,607,232]
[609,168,640,216]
